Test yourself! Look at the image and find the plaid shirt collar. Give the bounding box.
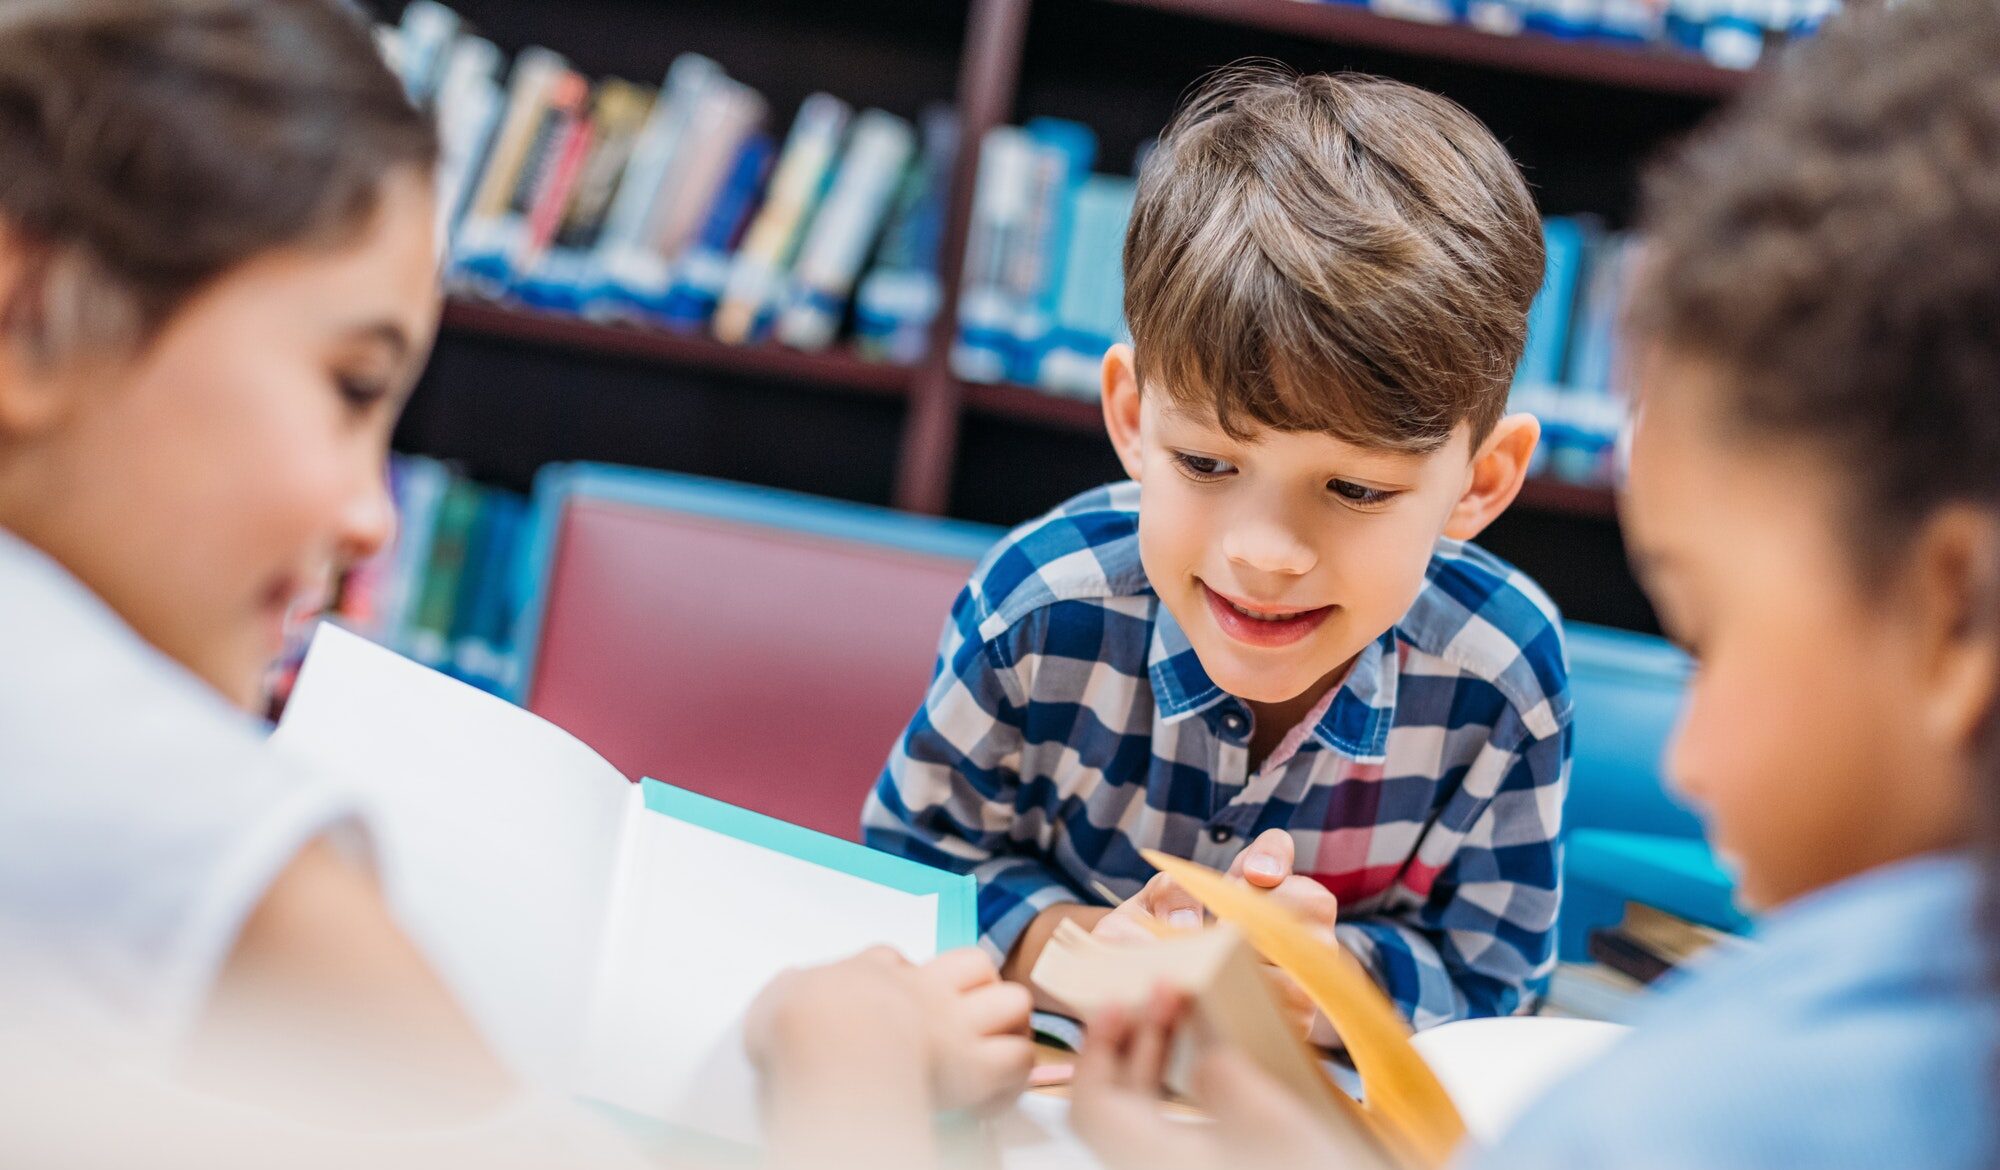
[1145,599,1400,763]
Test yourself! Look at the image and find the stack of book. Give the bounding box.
[1544,900,1755,1023]
[378,2,959,365]
[1355,0,1840,71]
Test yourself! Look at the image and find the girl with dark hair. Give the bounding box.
[0,0,1028,1157]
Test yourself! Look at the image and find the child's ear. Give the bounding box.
[0,223,77,440]
[1100,343,1146,482]
[1443,413,1540,541]
[1910,505,2000,753]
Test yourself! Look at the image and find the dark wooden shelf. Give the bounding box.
[1517,475,1618,519]
[961,379,1105,429]
[1097,0,1749,99]
[438,300,918,400]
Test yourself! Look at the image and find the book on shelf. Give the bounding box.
[712,91,851,345]
[1586,899,1755,988]
[775,107,918,352]
[853,105,960,365]
[590,53,730,314]
[514,77,657,312]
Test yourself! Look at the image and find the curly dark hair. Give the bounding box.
[0,0,437,368]
[1632,1,2000,1154]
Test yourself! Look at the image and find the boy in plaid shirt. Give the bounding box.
[865,64,1568,1036]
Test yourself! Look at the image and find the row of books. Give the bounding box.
[380,2,958,365]
[1511,217,1636,488]
[1358,0,1839,70]
[952,120,1136,399]
[1544,900,1755,1023]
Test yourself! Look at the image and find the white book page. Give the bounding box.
[1408,1016,1629,1146]
[575,806,943,1144]
[271,623,632,1087]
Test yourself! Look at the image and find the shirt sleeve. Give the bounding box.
[861,587,1082,965]
[1335,714,1569,1029]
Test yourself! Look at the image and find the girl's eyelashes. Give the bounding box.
[1328,479,1399,506]
[1171,451,1235,481]
[334,372,391,412]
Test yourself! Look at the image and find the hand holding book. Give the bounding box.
[1091,830,1342,1043]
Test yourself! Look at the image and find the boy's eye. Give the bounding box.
[1171,452,1235,481]
[1328,479,1396,506]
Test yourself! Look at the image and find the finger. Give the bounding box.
[1229,829,1296,888]
[1265,874,1339,930]
[1120,988,1178,1092]
[962,980,1035,1037]
[1258,964,1318,1039]
[1191,1045,1312,1132]
[924,946,1000,992]
[1074,1006,1133,1092]
[1092,907,1169,947]
[855,944,910,970]
[965,1035,1036,1110]
[1139,874,1204,932]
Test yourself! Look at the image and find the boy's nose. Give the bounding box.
[1221,519,1317,577]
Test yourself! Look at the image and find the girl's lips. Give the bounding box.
[1199,581,1334,648]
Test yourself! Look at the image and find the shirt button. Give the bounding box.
[1209,825,1235,844]
[1221,712,1246,734]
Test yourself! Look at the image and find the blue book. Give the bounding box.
[654,133,776,330]
[1008,118,1097,383]
[276,625,978,1147]
[1516,216,1591,390]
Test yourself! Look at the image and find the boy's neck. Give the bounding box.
[1242,656,1355,773]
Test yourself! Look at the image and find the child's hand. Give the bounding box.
[1091,831,1339,1041]
[1070,985,1384,1170]
[910,948,1037,1114]
[745,947,1034,1117]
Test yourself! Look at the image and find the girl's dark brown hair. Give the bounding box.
[1633,0,2000,1149]
[1628,0,2000,570]
[0,0,437,368]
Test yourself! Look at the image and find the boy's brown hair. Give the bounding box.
[1629,0,2000,568]
[0,0,436,371]
[1123,62,1545,452]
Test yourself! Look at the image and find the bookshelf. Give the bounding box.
[396,0,1737,631]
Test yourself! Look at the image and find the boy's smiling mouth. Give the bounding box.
[1198,580,1335,648]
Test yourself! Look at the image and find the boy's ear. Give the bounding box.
[1910,505,2000,752]
[1101,343,1146,482]
[1443,413,1540,541]
[0,222,77,440]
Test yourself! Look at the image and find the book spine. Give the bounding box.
[393,0,461,106]
[775,108,917,352]
[380,455,450,650]
[711,92,852,346]
[407,477,482,669]
[951,125,1035,384]
[453,46,568,276]
[853,105,958,365]
[1037,174,1135,398]
[645,80,768,275]
[591,54,726,308]
[515,93,597,280]
[1010,118,1097,383]
[517,78,658,311]
[656,133,775,332]
[431,35,505,249]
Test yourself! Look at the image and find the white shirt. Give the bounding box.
[0,527,365,1054]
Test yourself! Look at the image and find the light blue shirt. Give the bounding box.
[1472,853,1995,1170]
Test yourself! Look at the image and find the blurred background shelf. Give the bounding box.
[1099,0,1750,97]
[387,0,1782,632]
[441,301,917,400]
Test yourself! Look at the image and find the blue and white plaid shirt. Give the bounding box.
[863,482,1572,1028]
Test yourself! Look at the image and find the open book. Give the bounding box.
[271,624,974,1145]
[1033,852,1626,1169]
